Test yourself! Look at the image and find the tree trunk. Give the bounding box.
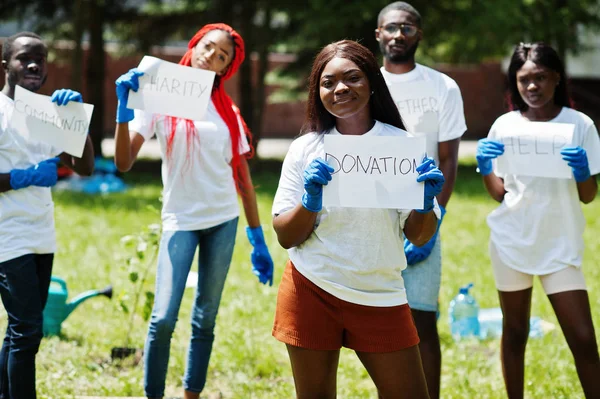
[252,6,272,150]
[236,2,257,146]
[213,0,235,26]
[86,0,105,159]
[554,0,568,70]
[70,0,86,92]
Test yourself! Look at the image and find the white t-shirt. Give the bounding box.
[129,100,250,231]
[0,93,62,263]
[487,108,600,274]
[272,121,441,307]
[381,64,467,164]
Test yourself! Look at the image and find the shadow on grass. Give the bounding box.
[52,181,162,212]
[52,158,282,211]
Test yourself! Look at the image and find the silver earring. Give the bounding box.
[371,90,374,95]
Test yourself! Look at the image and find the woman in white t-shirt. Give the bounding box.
[272,40,444,399]
[112,24,274,399]
[476,42,600,399]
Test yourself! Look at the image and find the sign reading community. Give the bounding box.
[495,122,575,179]
[11,85,93,157]
[127,55,216,121]
[323,135,426,209]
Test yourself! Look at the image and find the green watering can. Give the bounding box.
[43,276,113,336]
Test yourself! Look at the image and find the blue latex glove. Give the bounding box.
[9,158,60,190]
[246,226,274,286]
[302,157,334,213]
[404,205,446,265]
[115,68,144,123]
[416,156,445,213]
[476,139,504,176]
[560,146,590,183]
[50,89,82,105]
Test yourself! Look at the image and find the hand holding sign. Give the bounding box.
[302,158,334,213]
[561,146,590,182]
[51,89,83,105]
[476,139,505,176]
[115,68,144,123]
[415,156,445,213]
[9,157,60,190]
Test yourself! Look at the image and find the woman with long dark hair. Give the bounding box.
[271,40,443,398]
[112,23,274,399]
[476,42,600,398]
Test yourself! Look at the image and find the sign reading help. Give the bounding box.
[323,135,426,209]
[495,122,575,179]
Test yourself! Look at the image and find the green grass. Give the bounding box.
[7,160,599,398]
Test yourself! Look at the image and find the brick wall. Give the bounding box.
[437,62,507,139]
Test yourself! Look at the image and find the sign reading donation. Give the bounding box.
[495,122,575,179]
[11,85,93,157]
[323,135,426,209]
[127,55,216,121]
[386,81,439,135]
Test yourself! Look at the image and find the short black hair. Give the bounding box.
[377,2,422,27]
[2,32,43,63]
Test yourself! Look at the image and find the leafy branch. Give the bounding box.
[118,221,161,349]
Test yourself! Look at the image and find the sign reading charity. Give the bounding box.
[127,55,216,121]
[323,135,426,209]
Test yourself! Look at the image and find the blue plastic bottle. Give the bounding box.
[448,283,480,340]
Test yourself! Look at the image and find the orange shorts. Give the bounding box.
[272,260,419,353]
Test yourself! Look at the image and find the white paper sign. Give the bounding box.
[323,135,426,209]
[387,81,439,135]
[11,85,93,157]
[127,55,216,121]
[496,122,574,179]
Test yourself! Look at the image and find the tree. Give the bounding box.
[233,1,274,149]
[3,0,599,153]
[266,0,600,96]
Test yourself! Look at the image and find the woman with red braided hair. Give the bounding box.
[113,24,274,399]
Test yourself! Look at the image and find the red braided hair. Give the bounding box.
[164,23,254,186]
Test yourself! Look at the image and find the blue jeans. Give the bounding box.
[0,253,53,399]
[144,217,238,397]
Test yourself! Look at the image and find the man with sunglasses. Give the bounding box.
[375,3,467,398]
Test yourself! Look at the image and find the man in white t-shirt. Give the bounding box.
[375,3,467,398]
[0,32,94,398]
